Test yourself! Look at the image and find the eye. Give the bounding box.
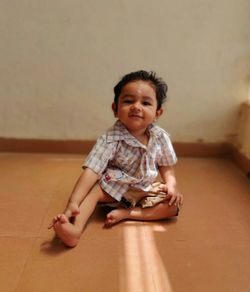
[142,101,152,106]
[123,99,133,104]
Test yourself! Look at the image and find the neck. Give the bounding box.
[130,129,149,146]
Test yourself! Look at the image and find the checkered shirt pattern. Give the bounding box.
[83,120,177,201]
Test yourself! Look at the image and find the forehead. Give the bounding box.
[120,81,156,97]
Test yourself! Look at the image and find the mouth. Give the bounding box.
[128,114,143,119]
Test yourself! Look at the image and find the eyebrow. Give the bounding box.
[121,94,134,98]
[121,94,154,101]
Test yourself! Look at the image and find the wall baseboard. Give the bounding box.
[0,138,95,154]
[173,142,229,158]
[226,143,250,174]
[0,137,249,173]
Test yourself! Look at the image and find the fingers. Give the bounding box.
[179,194,184,205]
[168,195,176,206]
[72,209,80,216]
[64,209,80,218]
[168,193,183,207]
[64,205,80,218]
[159,185,168,193]
[64,210,72,218]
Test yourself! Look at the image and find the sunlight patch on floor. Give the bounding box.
[120,222,172,292]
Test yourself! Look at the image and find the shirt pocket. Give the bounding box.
[114,147,140,169]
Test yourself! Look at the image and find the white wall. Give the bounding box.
[1,0,250,142]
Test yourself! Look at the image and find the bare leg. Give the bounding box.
[105,202,178,227]
[53,184,115,247]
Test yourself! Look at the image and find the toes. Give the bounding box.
[106,213,113,221]
[48,221,54,229]
[48,214,62,229]
[104,215,116,228]
[52,214,69,225]
[59,214,69,224]
[104,218,112,227]
[52,221,61,232]
[104,221,113,228]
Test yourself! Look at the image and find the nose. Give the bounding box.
[130,102,141,112]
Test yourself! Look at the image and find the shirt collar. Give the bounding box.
[106,120,162,147]
[106,120,136,143]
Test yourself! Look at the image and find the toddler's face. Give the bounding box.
[113,80,163,133]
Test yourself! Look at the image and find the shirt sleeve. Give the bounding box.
[157,131,177,166]
[83,134,117,175]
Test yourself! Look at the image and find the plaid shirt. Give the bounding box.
[83,120,177,201]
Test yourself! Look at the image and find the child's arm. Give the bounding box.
[64,167,99,216]
[158,165,183,206]
[48,168,98,229]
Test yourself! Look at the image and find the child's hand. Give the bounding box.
[47,202,80,229]
[64,201,80,218]
[159,184,183,207]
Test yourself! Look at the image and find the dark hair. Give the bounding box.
[113,70,168,110]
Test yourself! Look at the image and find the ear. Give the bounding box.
[155,108,163,121]
[112,102,117,117]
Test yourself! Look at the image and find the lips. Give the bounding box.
[128,114,143,119]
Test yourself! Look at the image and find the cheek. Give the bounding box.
[145,107,157,115]
[116,107,128,118]
[118,104,129,113]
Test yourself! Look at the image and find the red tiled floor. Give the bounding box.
[0,154,249,292]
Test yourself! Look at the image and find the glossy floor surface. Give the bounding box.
[0,153,250,292]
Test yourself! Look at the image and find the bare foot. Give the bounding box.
[105,208,129,227]
[53,214,81,247]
